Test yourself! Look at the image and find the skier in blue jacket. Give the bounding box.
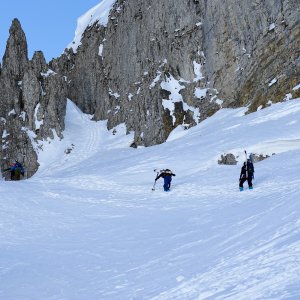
[155,169,176,191]
[4,161,25,180]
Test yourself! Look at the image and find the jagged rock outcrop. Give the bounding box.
[0,19,67,179]
[218,152,274,165]
[1,0,299,178]
[218,153,238,165]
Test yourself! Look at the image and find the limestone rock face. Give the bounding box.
[51,0,299,147]
[0,19,67,179]
[2,19,29,80]
[201,0,300,111]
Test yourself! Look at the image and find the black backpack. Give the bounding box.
[247,162,254,173]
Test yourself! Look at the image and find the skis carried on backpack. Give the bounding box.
[249,152,254,179]
[244,150,255,177]
[244,150,248,179]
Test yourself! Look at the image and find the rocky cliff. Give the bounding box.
[1,0,299,179]
[0,19,67,179]
[51,0,299,144]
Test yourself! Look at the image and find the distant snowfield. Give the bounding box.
[1,99,300,300]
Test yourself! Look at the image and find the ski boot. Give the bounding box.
[239,187,243,191]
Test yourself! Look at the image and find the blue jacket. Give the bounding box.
[10,162,24,173]
[155,171,176,183]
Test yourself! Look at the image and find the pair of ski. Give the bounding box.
[244,150,254,179]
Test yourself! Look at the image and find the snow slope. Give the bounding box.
[1,99,300,299]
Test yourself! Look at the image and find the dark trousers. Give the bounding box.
[163,178,171,191]
[239,177,253,188]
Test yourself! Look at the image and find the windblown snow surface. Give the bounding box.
[1,98,300,300]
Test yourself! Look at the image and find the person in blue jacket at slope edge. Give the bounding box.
[155,169,176,192]
[4,161,25,181]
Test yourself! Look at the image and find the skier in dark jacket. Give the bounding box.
[4,161,25,181]
[155,169,176,192]
[239,159,254,191]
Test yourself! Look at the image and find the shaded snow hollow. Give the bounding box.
[1,99,300,299]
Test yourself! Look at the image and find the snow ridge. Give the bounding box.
[68,0,116,52]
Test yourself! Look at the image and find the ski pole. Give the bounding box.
[152,180,156,191]
[152,170,159,191]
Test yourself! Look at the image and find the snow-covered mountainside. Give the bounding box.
[1,0,299,178]
[1,98,300,299]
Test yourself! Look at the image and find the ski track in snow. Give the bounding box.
[37,105,103,176]
[1,99,300,299]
